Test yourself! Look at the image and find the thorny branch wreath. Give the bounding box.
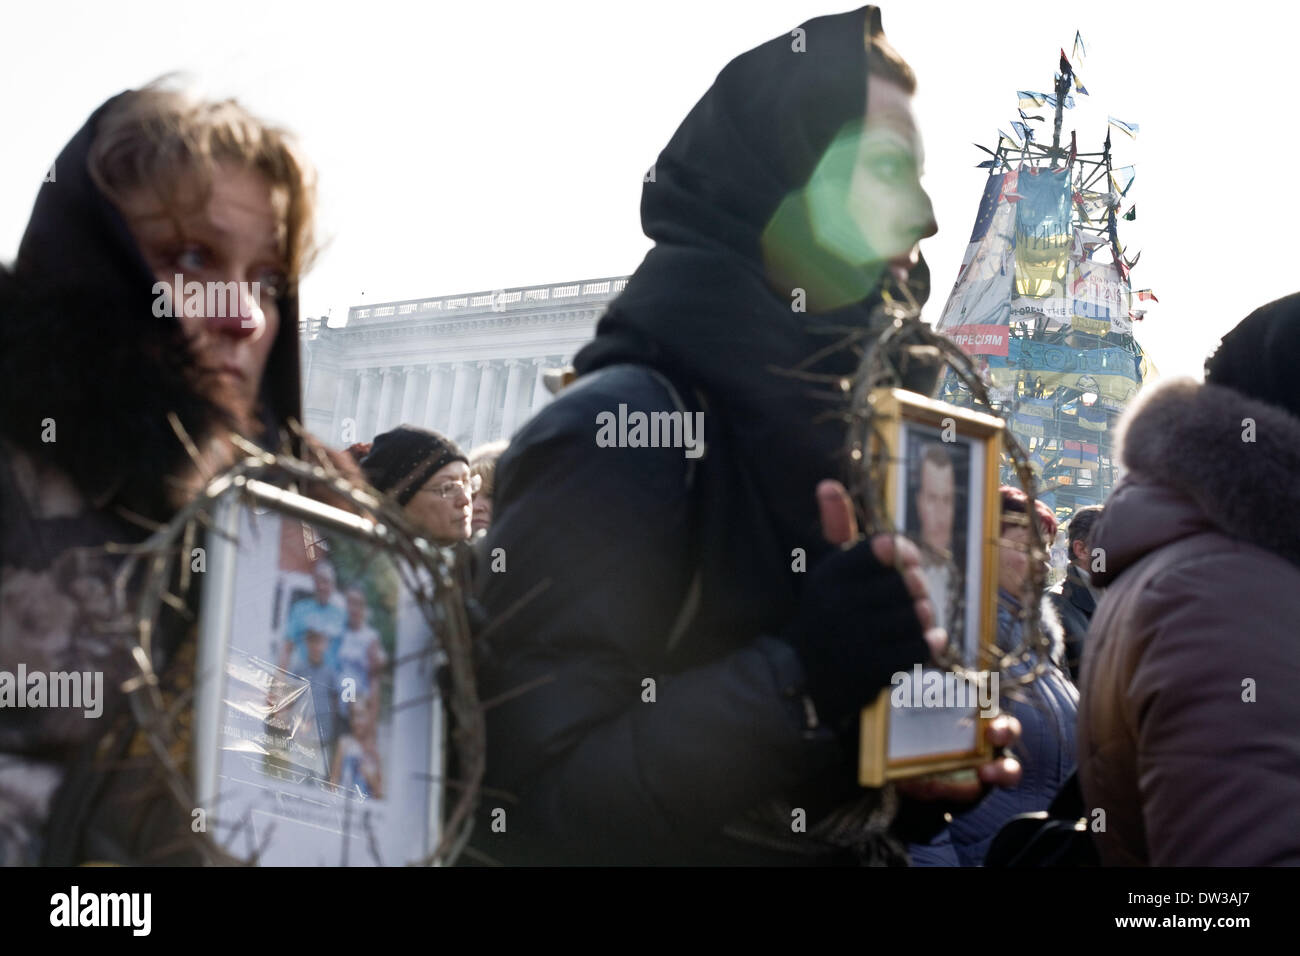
[108,422,483,866]
[783,281,1058,692]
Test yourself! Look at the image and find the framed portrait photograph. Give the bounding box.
[194,480,446,865]
[858,388,1005,787]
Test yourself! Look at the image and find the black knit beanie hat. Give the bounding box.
[1205,291,1300,420]
[360,425,468,506]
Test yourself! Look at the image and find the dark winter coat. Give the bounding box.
[1079,378,1300,865]
[907,592,1078,866]
[472,6,935,865]
[476,364,873,864]
[0,92,304,865]
[1050,564,1096,682]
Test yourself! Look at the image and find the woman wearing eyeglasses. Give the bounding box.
[360,425,476,544]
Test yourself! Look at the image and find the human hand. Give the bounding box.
[895,714,1023,803]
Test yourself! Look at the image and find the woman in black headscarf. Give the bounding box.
[473,6,1017,865]
[0,82,332,864]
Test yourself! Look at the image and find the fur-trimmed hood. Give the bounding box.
[1092,377,1300,585]
[997,589,1067,669]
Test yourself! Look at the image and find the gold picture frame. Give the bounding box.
[858,388,1006,787]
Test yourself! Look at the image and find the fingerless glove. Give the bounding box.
[782,538,930,735]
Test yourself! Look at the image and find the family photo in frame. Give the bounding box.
[193,483,446,866]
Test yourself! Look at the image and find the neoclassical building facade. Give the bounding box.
[300,276,629,450]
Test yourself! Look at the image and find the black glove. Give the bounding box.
[782,538,930,735]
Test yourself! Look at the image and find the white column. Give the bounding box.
[375,367,397,434]
[529,357,550,414]
[422,365,447,430]
[471,361,501,447]
[329,372,350,447]
[355,370,379,442]
[446,363,474,446]
[512,357,538,427]
[500,359,525,438]
[301,336,315,404]
[398,365,419,426]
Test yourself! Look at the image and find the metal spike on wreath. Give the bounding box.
[105,422,484,866]
[842,285,1058,690]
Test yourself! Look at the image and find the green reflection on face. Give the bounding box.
[761,77,936,312]
[807,118,932,270]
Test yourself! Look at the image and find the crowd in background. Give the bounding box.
[1,5,1296,866]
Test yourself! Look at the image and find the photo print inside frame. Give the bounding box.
[195,483,445,865]
[859,388,1005,787]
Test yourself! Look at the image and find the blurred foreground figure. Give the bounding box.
[0,82,322,864]
[1079,293,1300,865]
[473,6,1020,866]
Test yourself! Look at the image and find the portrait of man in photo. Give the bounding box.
[907,437,971,662]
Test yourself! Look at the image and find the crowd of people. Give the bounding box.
[0,4,1296,866]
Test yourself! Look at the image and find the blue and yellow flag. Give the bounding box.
[1077,406,1108,431]
[1013,413,1047,439]
[1018,396,1057,419]
[1014,166,1073,297]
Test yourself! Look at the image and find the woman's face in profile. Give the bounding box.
[117,163,287,426]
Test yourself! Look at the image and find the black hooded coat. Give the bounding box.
[474,6,935,864]
[0,92,304,864]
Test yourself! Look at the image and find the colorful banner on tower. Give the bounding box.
[983,339,1141,408]
[1014,166,1073,298]
[1001,252,1131,335]
[1070,259,1133,334]
[944,324,1010,356]
[938,171,1018,334]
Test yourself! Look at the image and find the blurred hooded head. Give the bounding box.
[0,79,316,515]
[636,5,933,310]
[1205,291,1300,421]
[575,6,936,559]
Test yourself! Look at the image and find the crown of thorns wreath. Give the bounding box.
[108,424,484,866]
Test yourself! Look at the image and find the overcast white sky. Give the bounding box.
[3,0,1296,378]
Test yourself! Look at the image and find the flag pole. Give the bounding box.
[1050,55,1070,164]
